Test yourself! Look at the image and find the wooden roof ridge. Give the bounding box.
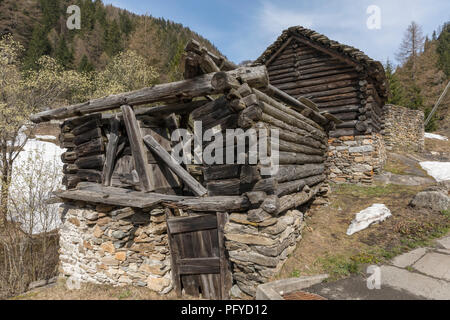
[254,26,388,98]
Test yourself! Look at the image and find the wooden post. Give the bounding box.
[121,105,155,192]
[165,209,182,297]
[217,212,231,300]
[143,134,208,197]
[102,115,120,186]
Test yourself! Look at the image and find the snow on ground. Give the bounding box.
[10,138,65,234]
[424,133,448,141]
[35,135,57,141]
[420,162,450,182]
[347,204,392,236]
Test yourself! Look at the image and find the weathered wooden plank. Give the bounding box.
[203,165,241,181]
[178,257,221,275]
[165,209,182,297]
[274,164,325,183]
[75,137,105,158]
[122,105,155,192]
[217,212,231,300]
[142,127,181,193]
[167,215,218,234]
[102,116,120,186]
[276,184,322,216]
[54,182,186,208]
[73,127,102,146]
[75,154,105,170]
[276,174,326,197]
[164,196,250,212]
[143,134,207,197]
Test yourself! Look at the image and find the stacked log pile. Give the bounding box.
[60,114,106,189]
[191,82,329,202]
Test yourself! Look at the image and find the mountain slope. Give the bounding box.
[392,23,449,134]
[0,0,222,82]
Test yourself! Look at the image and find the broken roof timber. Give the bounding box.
[30,66,269,124]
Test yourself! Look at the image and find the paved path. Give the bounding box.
[307,235,450,300]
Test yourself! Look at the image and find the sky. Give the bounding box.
[103,0,450,65]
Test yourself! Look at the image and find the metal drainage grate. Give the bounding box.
[283,291,327,300]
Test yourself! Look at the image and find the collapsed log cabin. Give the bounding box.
[254,26,389,184]
[31,40,338,299]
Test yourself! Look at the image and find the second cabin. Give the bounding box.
[255,26,389,184]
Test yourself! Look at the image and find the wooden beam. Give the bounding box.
[121,105,155,192]
[143,134,208,197]
[53,182,186,209]
[264,85,329,126]
[30,66,269,123]
[102,115,120,186]
[265,37,294,67]
[292,35,360,69]
[217,211,231,300]
[164,196,249,212]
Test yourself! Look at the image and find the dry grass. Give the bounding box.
[424,136,450,155]
[11,278,200,300]
[276,182,449,281]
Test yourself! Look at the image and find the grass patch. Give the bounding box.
[331,183,420,198]
[118,289,132,300]
[290,270,301,278]
[384,163,409,175]
[316,254,360,280]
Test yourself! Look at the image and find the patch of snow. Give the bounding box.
[10,139,65,234]
[347,204,392,236]
[420,162,450,182]
[35,135,57,141]
[424,133,448,141]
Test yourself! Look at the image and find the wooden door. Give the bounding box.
[166,212,231,300]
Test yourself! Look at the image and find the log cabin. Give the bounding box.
[30,40,339,299]
[254,26,389,183]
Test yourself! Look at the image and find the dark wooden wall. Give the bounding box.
[266,37,384,137]
[59,113,181,194]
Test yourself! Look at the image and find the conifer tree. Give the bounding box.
[78,55,94,73]
[55,37,74,69]
[23,25,51,70]
[436,22,450,78]
[385,59,405,106]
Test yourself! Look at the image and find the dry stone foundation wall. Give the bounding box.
[58,204,173,294]
[58,192,326,298]
[383,104,425,152]
[326,133,386,184]
[224,209,305,297]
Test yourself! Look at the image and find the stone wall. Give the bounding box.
[59,188,329,298]
[59,203,173,294]
[326,133,386,184]
[383,104,425,152]
[224,185,329,297]
[225,210,305,297]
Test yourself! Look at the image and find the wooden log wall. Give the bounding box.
[59,112,183,193]
[265,38,385,137]
[60,114,106,189]
[191,83,328,202]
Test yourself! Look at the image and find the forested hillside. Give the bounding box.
[0,0,222,82]
[386,22,450,133]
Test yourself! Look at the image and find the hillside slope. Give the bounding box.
[394,24,450,134]
[0,0,222,82]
